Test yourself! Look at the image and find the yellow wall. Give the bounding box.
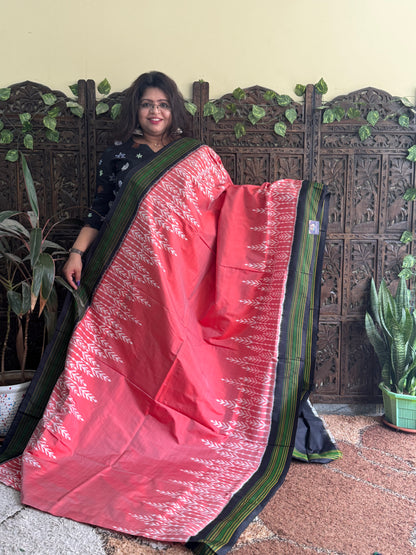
[2,0,415,102]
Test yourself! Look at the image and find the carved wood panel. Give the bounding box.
[1,80,415,402]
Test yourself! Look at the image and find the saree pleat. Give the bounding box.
[0,139,340,554]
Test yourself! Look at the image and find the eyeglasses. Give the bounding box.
[139,101,171,112]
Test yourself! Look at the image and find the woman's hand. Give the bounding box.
[63,252,83,290]
[63,226,99,289]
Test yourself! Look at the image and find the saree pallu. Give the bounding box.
[0,138,340,554]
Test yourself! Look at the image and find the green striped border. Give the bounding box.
[187,181,330,555]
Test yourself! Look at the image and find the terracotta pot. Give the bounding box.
[0,371,35,437]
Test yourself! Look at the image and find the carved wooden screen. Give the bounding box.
[1,79,414,402]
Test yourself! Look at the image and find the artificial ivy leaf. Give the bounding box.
[0,88,11,101]
[367,110,379,127]
[226,103,237,114]
[19,112,31,125]
[0,129,13,144]
[315,78,328,95]
[274,121,287,137]
[347,107,362,120]
[24,134,34,150]
[400,230,413,244]
[45,129,59,142]
[203,102,216,117]
[66,101,84,118]
[97,78,111,95]
[234,122,246,139]
[248,105,266,125]
[43,115,57,131]
[398,96,413,108]
[212,106,225,123]
[96,102,109,115]
[111,103,122,120]
[48,106,61,118]
[403,187,416,201]
[402,254,416,268]
[359,125,371,141]
[185,101,197,116]
[41,93,57,106]
[406,145,416,162]
[232,87,246,101]
[263,90,276,102]
[334,106,345,121]
[399,114,410,128]
[69,83,79,96]
[276,95,292,107]
[5,149,18,162]
[285,108,297,125]
[294,84,306,97]
[323,109,335,124]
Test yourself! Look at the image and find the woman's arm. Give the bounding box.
[62,226,99,289]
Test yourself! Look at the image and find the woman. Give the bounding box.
[0,72,339,554]
[63,71,192,290]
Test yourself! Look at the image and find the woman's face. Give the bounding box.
[137,87,172,138]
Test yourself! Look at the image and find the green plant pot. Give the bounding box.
[380,383,416,431]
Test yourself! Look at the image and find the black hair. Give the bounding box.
[114,71,192,142]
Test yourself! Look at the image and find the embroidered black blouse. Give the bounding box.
[85,138,158,229]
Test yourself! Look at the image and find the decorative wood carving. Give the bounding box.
[1,81,415,402]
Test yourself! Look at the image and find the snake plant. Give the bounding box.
[365,277,416,395]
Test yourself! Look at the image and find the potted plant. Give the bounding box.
[365,276,416,431]
[0,153,77,437]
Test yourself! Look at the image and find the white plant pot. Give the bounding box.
[0,371,34,437]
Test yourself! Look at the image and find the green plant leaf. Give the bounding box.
[274,121,287,137]
[399,114,409,128]
[184,101,197,116]
[248,105,266,125]
[23,134,33,150]
[212,106,225,123]
[276,95,292,107]
[334,106,345,121]
[323,109,335,124]
[5,150,18,162]
[30,227,42,268]
[400,230,413,244]
[45,129,59,142]
[96,102,109,115]
[203,102,216,117]
[232,87,246,101]
[226,103,237,114]
[366,110,379,127]
[315,78,328,95]
[0,120,3,132]
[263,90,277,102]
[234,122,246,139]
[403,188,416,201]
[407,145,416,162]
[359,125,371,141]
[347,107,362,120]
[37,252,55,314]
[402,254,416,268]
[0,129,14,144]
[19,112,31,125]
[398,268,413,280]
[48,106,60,118]
[97,78,111,95]
[0,88,11,101]
[66,101,84,118]
[21,153,39,222]
[69,83,79,96]
[294,84,306,97]
[41,93,57,106]
[43,115,57,131]
[111,103,121,120]
[285,108,297,124]
[7,290,23,316]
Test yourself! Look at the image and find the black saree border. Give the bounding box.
[0,137,202,463]
[186,181,330,555]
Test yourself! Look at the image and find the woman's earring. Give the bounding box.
[174,127,183,135]
[133,127,143,136]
